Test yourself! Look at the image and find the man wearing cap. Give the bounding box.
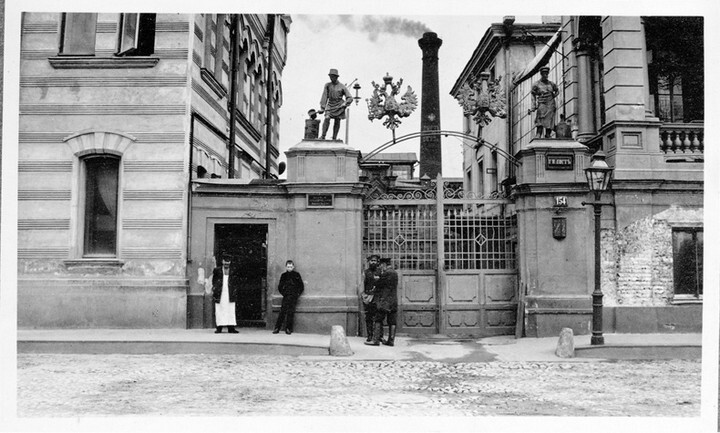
[530,65,559,138]
[365,257,399,347]
[318,68,353,140]
[211,253,240,334]
[361,254,381,342]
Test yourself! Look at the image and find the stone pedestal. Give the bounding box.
[279,139,366,335]
[515,139,595,337]
[285,139,360,183]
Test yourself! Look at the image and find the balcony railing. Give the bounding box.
[660,123,704,162]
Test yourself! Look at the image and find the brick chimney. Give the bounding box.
[418,32,443,179]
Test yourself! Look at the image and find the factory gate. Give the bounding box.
[362,178,518,336]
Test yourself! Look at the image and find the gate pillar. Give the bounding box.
[282,139,367,335]
[514,139,595,337]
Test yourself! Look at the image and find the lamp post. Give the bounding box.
[344,80,362,144]
[583,150,613,346]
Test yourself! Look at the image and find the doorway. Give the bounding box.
[214,224,268,327]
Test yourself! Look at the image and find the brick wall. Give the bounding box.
[603,206,702,306]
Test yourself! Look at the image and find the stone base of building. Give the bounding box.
[18,278,188,328]
[524,295,702,337]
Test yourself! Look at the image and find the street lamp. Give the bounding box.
[344,80,362,144]
[583,150,613,345]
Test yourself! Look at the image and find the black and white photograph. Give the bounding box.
[0,0,718,432]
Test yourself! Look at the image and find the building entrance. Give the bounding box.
[214,224,268,327]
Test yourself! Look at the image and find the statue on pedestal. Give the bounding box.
[304,109,320,139]
[530,65,559,138]
[318,68,353,140]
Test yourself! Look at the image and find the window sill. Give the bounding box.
[200,68,228,99]
[49,56,159,69]
[63,259,124,274]
[670,296,703,305]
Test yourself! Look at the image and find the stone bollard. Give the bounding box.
[329,325,354,356]
[555,327,575,358]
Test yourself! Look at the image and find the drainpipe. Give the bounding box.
[227,14,239,178]
[264,14,276,179]
[502,17,514,178]
[187,113,196,263]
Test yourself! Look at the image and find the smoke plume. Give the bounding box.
[300,15,432,42]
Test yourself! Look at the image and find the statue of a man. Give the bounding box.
[530,66,559,138]
[318,68,353,140]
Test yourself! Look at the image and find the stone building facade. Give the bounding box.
[452,16,703,336]
[17,13,290,328]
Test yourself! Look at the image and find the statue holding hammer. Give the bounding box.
[318,68,353,141]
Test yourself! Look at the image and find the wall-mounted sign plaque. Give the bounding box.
[546,154,574,170]
[307,193,334,208]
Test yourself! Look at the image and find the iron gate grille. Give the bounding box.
[444,206,517,270]
[363,205,437,270]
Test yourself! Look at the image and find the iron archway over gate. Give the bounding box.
[360,129,521,168]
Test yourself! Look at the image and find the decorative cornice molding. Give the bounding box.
[48,56,160,69]
[63,130,137,157]
[200,68,228,99]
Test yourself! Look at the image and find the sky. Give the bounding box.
[278,14,543,178]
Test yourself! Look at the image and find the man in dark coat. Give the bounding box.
[365,257,399,346]
[273,260,305,335]
[211,253,240,334]
[361,255,381,342]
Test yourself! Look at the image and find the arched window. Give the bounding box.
[82,155,120,256]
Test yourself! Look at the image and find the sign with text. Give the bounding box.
[546,154,574,170]
[307,193,334,208]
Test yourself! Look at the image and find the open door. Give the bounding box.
[214,224,268,327]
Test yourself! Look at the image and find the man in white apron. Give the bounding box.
[211,253,239,333]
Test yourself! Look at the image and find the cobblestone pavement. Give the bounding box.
[17,354,700,417]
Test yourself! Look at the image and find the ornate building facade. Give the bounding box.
[452,16,703,336]
[17,13,290,327]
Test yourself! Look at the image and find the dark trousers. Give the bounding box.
[373,308,397,326]
[364,301,378,334]
[274,295,298,331]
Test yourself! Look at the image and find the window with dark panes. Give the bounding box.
[203,14,226,82]
[672,227,703,298]
[83,156,119,256]
[117,13,156,56]
[645,16,704,123]
[58,13,97,55]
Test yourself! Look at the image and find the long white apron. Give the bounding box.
[215,273,237,326]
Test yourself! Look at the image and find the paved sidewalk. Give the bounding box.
[17,328,702,362]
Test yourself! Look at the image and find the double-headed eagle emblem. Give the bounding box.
[455,72,507,127]
[366,73,418,133]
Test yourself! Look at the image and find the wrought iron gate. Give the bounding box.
[362,178,518,336]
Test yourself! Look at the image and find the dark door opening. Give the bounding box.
[214,224,268,327]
